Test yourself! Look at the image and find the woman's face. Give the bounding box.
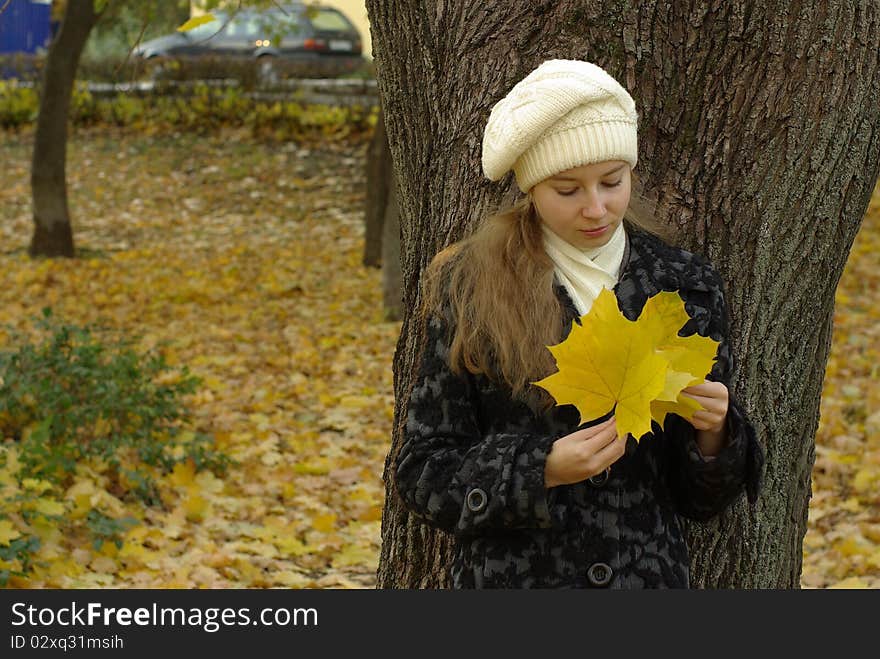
[530,160,632,248]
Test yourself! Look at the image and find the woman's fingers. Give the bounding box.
[581,419,619,449]
[692,409,725,428]
[590,430,628,470]
[682,380,724,394]
[692,409,726,429]
[577,416,614,437]
[681,383,729,432]
[680,392,725,414]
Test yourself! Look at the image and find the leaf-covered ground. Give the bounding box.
[801,179,880,589]
[0,127,878,588]
[1,128,395,588]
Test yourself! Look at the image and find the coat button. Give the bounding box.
[587,562,613,587]
[589,467,611,487]
[466,487,488,512]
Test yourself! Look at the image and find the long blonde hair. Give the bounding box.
[417,171,672,415]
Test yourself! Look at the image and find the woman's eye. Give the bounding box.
[556,181,621,196]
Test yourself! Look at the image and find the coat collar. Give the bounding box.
[551,225,710,324]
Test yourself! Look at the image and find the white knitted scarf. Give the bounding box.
[541,221,627,316]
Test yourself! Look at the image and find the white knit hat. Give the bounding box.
[482,59,638,193]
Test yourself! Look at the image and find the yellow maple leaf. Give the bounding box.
[275,536,311,557]
[331,545,379,569]
[176,14,217,33]
[852,468,879,493]
[639,292,718,424]
[532,287,719,441]
[21,478,54,494]
[183,493,210,522]
[312,513,337,533]
[0,447,21,487]
[0,519,21,545]
[169,460,196,488]
[32,497,66,517]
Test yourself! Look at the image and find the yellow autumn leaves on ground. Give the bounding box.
[0,129,393,588]
[532,288,718,441]
[801,179,880,589]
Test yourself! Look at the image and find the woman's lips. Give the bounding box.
[579,225,608,237]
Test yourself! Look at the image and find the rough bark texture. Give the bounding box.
[368,0,880,589]
[30,0,100,258]
[381,172,402,321]
[364,106,392,268]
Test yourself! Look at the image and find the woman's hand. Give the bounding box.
[680,380,729,432]
[544,416,628,488]
[680,380,730,458]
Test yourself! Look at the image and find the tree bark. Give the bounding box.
[364,105,392,268]
[369,0,880,589]
[30,0,100,258]
[381,170,402,321]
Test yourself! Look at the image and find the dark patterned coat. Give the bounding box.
[394,225,765,588]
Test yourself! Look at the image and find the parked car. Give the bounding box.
[132,3,363,67]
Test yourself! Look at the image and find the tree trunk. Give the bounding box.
[363,105,392,268]
[381,170,402,321]
[30,0,100,258]
[368,0,880,589]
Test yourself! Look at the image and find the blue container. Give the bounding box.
[0,0,53,54]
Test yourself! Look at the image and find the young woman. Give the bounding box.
[394,59,765,588]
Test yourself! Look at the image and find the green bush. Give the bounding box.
[0,308,233,585]
[0,82,39,128]
[0,80,377,141]
[85,509,140,551]
[0,308,231,488]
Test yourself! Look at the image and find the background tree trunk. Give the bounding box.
[380,171,402,321]
[30,0,100,258]
[363,105,392,268]
[369,0,880,589]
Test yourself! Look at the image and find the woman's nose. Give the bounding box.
[580,194,605,218]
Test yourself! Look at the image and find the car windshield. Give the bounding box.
[184,14,228,41]
[215,9,304,40]
[224,15,263,38]
[264,9,304,34]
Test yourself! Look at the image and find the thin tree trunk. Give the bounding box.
[30,0,100,258]
[364,105,392,268]
[369,0,880,589]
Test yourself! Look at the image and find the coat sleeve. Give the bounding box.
[660,258,765,522]
[393,307,568,538]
